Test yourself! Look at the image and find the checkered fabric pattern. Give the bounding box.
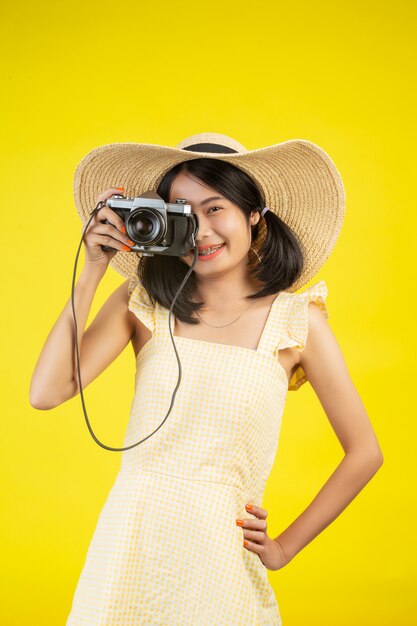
[66,277,329,625]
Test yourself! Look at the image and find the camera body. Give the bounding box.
[103,191,199,257]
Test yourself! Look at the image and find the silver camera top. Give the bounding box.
[107,191,192,215]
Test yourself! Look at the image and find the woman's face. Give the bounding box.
[168,172,260,271]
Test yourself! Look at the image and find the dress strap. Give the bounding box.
[255,292,293,357]
[127,273,166,338]
[157,302,177,340]
[256,281,329,359]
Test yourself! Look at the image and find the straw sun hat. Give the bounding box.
[73,132,345,291]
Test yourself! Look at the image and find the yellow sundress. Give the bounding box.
[66,276,329,625]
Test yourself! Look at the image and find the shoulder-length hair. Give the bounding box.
[134,158,305,325]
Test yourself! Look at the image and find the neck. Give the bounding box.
[194,261,262,311]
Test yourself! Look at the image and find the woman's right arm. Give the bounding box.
[29,187,138,410]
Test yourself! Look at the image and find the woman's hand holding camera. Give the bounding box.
[82,187,135,274]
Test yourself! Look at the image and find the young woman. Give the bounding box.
[30,133,383,625]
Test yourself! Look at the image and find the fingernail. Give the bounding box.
[246,504,253,511]
[116,187,125,191]
[122,244,131,251]
[121,225,127,234]
[127,239,135,246]
[236,519,244,527]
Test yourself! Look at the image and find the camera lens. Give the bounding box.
[127,208,164,244]
[132,216,153,237]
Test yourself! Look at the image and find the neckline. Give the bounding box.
[165,290,286,355]
[135,327,290,388]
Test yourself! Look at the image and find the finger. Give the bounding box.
[243,538,265,554]
[237,518,267,531]
[88,232,133,252]
[242,528,266,543]
[96,187,125,203]
[94,205,126,234]
[93,222,135,247]
[245,503,268,519]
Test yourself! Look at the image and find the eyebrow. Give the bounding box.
[198,195,224,207]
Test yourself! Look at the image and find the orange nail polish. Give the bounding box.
[122,244,131,251]
[121,225,127,234]
[246,504,253,511]
[243,540,249,546]
[127,239,135,246]
[236,519,244,527]
[116,187,125,191]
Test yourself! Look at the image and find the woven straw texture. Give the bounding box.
[73,133,345,292]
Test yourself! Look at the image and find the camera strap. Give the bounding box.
[71,200,197,452]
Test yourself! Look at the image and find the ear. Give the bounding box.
[250,210,261,227]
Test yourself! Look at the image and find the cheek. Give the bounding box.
[219,219,245,243]
[225,224,251,248]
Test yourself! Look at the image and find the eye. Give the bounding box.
[208,206,222,214]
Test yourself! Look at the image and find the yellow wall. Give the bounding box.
[1,0,414,623]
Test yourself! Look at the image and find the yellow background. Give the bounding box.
[1,0,415,624]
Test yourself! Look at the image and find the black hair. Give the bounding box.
[134,158,305,325]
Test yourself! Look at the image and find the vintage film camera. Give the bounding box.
[102,191,199,257]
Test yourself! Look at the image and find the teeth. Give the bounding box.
[199,244,223,255]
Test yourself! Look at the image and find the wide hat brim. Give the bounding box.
[73,137,345,292]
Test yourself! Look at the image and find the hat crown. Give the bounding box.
[175,132,248,154]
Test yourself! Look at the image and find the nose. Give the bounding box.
[194,213,214,244]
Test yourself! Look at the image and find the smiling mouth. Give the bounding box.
[197,243,226,256]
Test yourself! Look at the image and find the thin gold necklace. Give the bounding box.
[195,298,257,328]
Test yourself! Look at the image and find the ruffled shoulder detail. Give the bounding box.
[127,273,156,333]
[127,273,140,297]
[276,280,329,391]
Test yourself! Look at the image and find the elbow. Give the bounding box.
[29,381,48,410]
[29,377,52,410]
[369,450,384,480]
[29,393,58,410]
[368,441,384,468]
[29,384,45,410]
[364,447,384,472]
[346,445,384,472]
[29,385,62,410]
[365,446,384,471]
[373,448,384,468]
[29,378,78,410]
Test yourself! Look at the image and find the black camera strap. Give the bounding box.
[72,200,197,452]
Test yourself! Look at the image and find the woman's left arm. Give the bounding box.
[274,302,384,564]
